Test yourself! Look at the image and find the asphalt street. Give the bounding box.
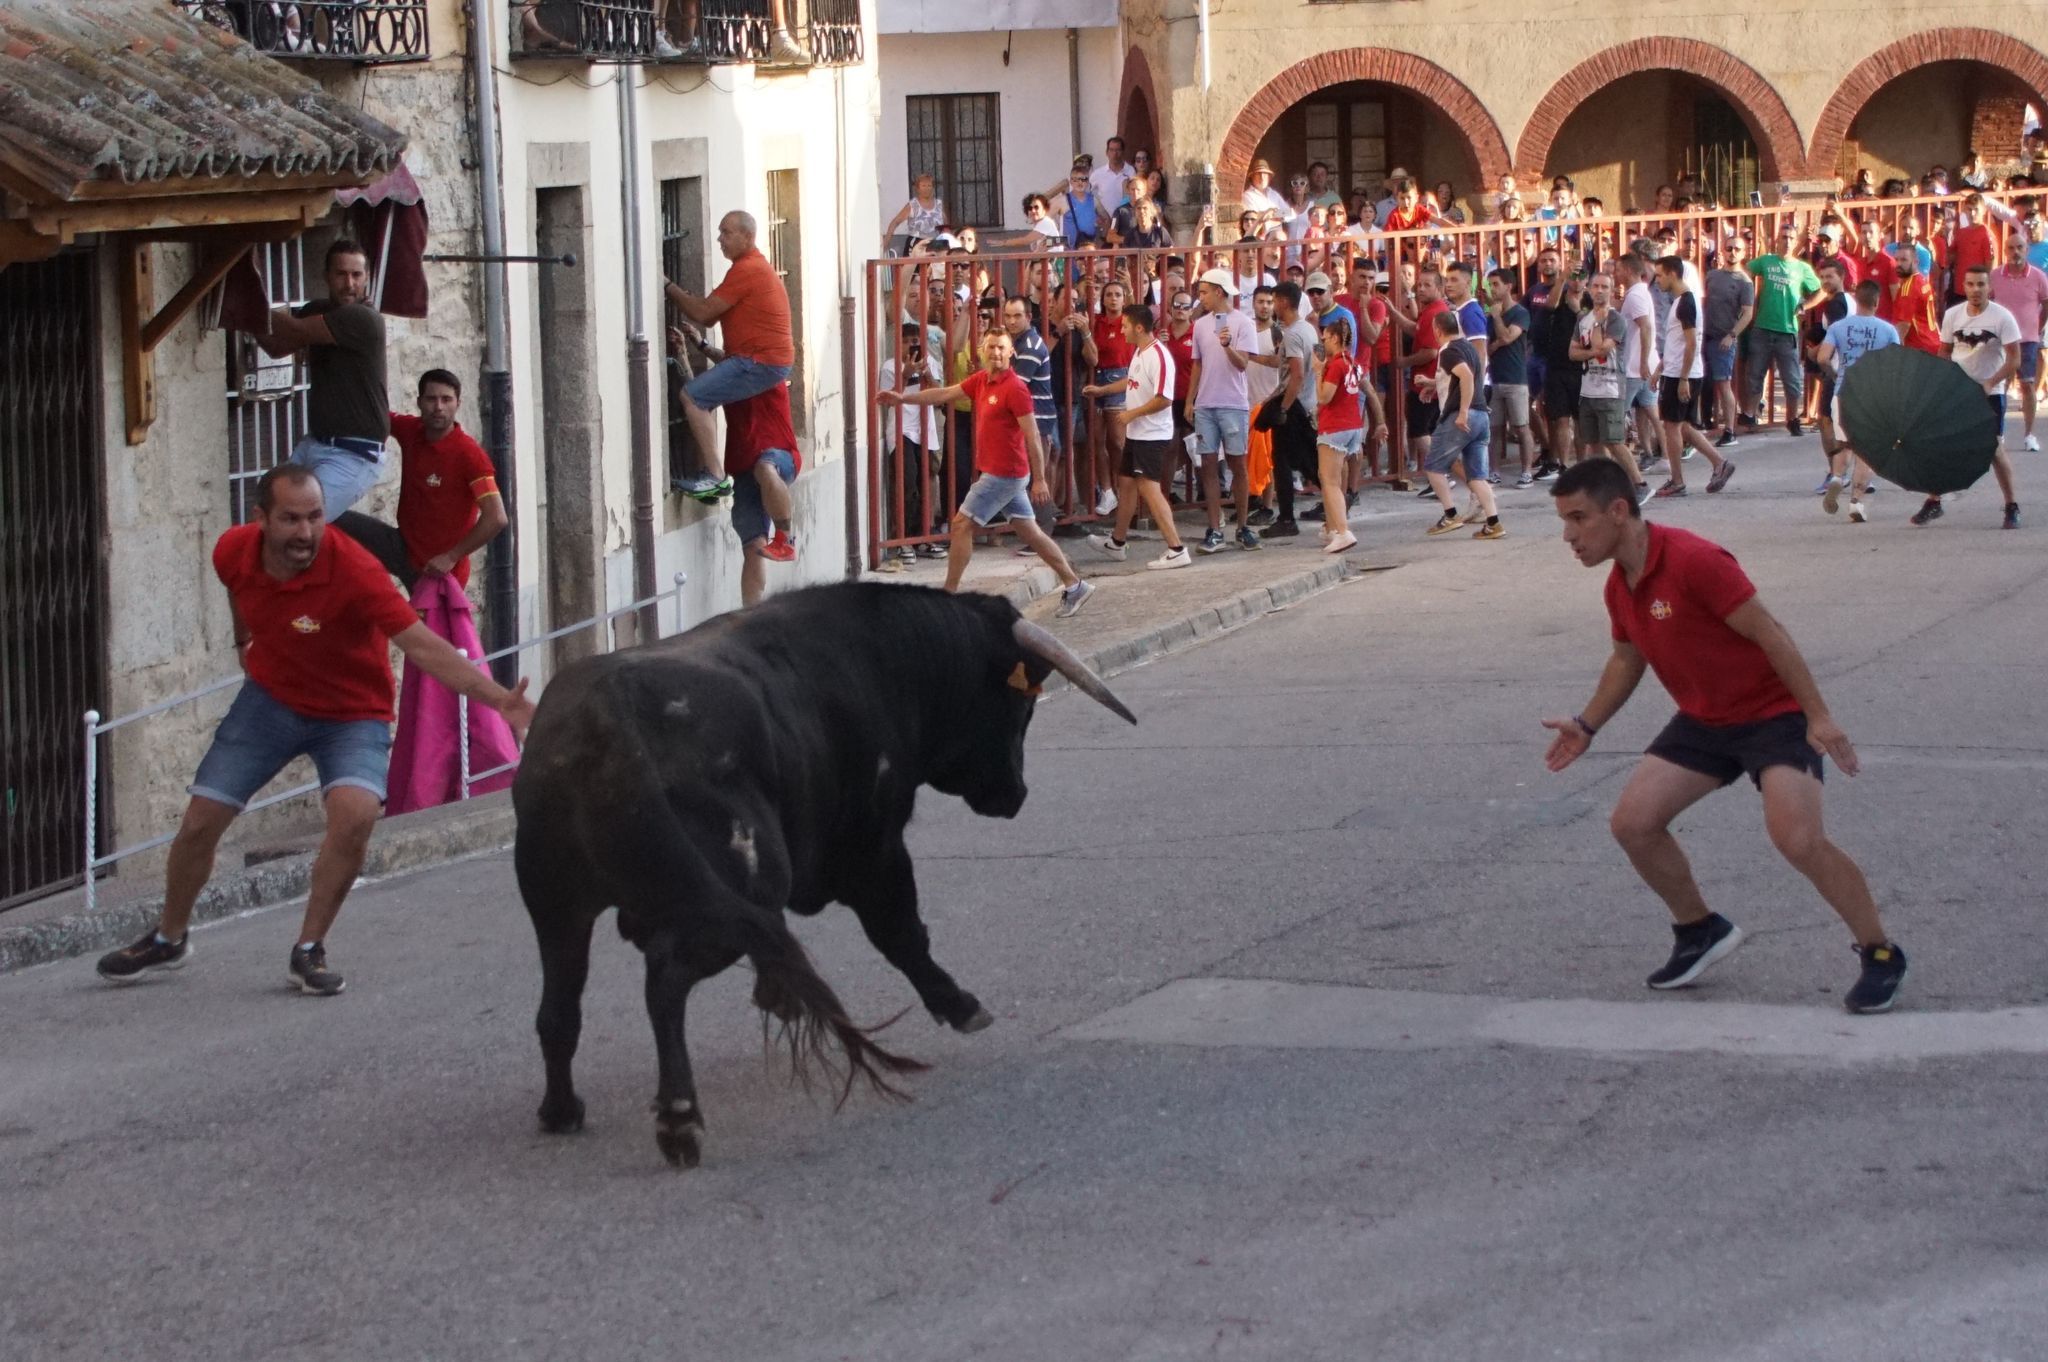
[5,434,2046,1361]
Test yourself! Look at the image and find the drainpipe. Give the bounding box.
[838,65,862,579]
[1067,27,1081,162]
[1198,0,1214,209]
[468,0,518,686]
[618,70,659,639]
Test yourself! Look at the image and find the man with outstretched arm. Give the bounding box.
[1539,458,1907,1013]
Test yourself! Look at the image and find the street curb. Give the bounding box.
[0,558,1368,977]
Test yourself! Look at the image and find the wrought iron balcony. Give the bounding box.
[174,0,428,63]
[513,0,661,61]
[651,0,862,68]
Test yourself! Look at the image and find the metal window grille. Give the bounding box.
[803,0,862,66]
[765,168,805,435]
[0,251,106,909]
[226,240,311,525]
[659,176,705,481]
[513,0,658,59]
[1691,97,1760,208]
[905,93,1002,229]
[173,0,429,62]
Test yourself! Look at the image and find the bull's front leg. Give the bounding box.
[644,937,736,1168]
[847,842,992,1033]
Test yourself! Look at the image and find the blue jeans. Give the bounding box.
[683,356,792,409]
[960,473,1037,526]
[190,683,391,809]
[289,435,387,517]
[732,448,797,545]
[1425,409,1491,479]
[1743,328,1802,417]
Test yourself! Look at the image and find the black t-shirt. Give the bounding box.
[1537,284,1586,369]
[1804,292,1851,347]
[1438,338,1482,412]
[297,299,389,441]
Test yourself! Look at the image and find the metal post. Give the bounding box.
[457,652,473,800]
[672,571,688,635]
[618,70,660,641]
[82,710,99,914]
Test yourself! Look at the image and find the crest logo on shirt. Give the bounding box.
[425,473,443,487]
[1649,599,1673,621]
[291,615,322,634]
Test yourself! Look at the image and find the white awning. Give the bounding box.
[878,0,1119,35]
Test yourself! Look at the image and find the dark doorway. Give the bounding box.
[1692,95,1760,207]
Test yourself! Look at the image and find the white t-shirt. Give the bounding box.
[1123,339,1177,440]
[878,353,943,447]
[1942,301,2022,391]
[1620,280,1660,381]
[1241,184,1290,221]
[1660,290,1705,379]
[1091,162,1132,215]
[1245,322,1282,407]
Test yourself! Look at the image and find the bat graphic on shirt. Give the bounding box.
[1952,328,2006,348]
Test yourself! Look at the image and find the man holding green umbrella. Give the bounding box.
[1913,264,2022,530]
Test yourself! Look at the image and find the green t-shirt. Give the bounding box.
[1745,254,1822,334]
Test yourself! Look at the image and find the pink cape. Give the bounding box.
[385,574,519,815]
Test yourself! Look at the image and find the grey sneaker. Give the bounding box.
[1054,579,1095,618]
[288,943,346,997]
[97,930,190,984]
[1236,526,1262,551]
[1197,527,1226,555]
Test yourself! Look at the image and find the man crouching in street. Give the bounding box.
[98,466,535,996]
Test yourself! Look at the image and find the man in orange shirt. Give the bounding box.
[664,211,797,524]
[1878,241,1943,355]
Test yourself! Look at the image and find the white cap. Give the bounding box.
[1197,267,1240,295]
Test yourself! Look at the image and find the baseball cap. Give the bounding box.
[1304,271,1333,292]
[1198,267,1240,295]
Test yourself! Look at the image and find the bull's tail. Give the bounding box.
[730,908,929,1108]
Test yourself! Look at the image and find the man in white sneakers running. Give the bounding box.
[1086,303,1192,570]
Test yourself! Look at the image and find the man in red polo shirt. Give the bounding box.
[97,466,535,997]
[724,381,801,606]
[1539,459,1907,1014]
[1879,241,1942,354]
[334,369,507,588]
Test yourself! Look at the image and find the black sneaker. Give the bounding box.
[1263,518,1301,538]
[1788,419,1805,437]
[2003,502,2020,530]
[1646,914,1744,990]
[288,943,346,996]
[1735,413,1760,431]
[97,930,190,984]
[1844,941,1907,1014]
[1246,507,1275,527]
[1909,498,1944,527]
[1416,486,1439,499]
[1715,428,1738,448]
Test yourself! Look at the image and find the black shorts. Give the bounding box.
[1657,375,1702,426]
[1120,436,1174,483]
[1404,389,1440,436]
[1647,711,1824,789]
[1543,366,1582,418]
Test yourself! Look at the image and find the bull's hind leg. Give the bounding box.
[644,935,740,1169]
[848,842,992,1033]
[531,907,598,1134]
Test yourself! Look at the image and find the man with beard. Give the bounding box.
[260,239,389,519]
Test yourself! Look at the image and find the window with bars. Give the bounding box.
[1303,99,1387,198]
[905,94,1002,229]
[225,240,311,525]
[765,168,805,436]
[659,175,705,484]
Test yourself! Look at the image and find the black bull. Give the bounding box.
[511,582,1135,1167]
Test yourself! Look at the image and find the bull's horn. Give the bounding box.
[1011,620,1137,725]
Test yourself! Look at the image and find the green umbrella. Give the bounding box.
[1836,345,1999,495]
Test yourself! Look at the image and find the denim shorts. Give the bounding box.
[1624,375,1656,410]
[1094,366,1128,411]
[190,682,391,810]
[1192,405,1250,458]
[1317,426,1364,455]
[683,355,792,410]
[1704,334,1738,382]
[1425,409,1491,478]
[960,473,1037,526]
[289,434,386,518]
[732,447,797,546]
[2021,342,2040,384]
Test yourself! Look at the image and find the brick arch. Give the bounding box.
[1118,44,1163,168]
[1809,27,2048,174]
[1515,39,1805,184]
[1215,49,1511,202]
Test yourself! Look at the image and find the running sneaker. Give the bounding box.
[1715,429,1738,448]
[2027,434,2041,452]
[1706,460,1737,494]
[1323,530,1358,554]
[1416,486,1439,499]
[1087,533,1128,561]
[1653,482,1688,498]
[1246,507,1276,527]
[1788,419,1805,437]
[1680,447,1695,461]
[1486,471,1502,485]
[97,930,190,984]
[1909,498,1944,526]
[1813,475,1836,496]
[1646,914,1744,989]
[1093,488,1117,517]
[1146,545,1192,570]
[1735,413,1760,431]
[1844,941,1908,1014]
[1471,519,1507,540]
[2005,503,2022,529]
[925,543,948,560]
[1821,478,1842,515]
[760,530,798,562]
[1236,527,1263,551]
[692,476,735,503]
[1425,511,1462,537]
[288,942,346,997]
[1197,527,1227,555]
[1054,579,1095,619]
[1515,473,1535,488]
[1533,462,1559,482]
[1848,500,1868,523]
[1263,518,1300,538]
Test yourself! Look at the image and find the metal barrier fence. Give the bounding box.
[79,572,689,914]
[861,190,2037,567]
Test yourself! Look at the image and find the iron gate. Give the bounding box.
[0,251,106,909]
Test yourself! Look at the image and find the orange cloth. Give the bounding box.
[1247,426,1274,497]
[711,248,795,366]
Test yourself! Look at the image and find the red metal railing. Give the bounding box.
[860,190,2040,568]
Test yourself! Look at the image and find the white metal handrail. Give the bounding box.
[80,572,689,912]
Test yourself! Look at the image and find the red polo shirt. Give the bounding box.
[391,413,499,588]
[1162,325,1195,401]
[1092,312,1134,369]
[1603,523,1798,727]
[1949,223,1995,280]
[959,368,1034,479]
[1879,272,1942,353]
[215,522,421,723]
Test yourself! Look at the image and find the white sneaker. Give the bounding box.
[1087,533,1127,561]
[1848,500,1867,523]
[1323,530,1358,554]
[1093,489,1117,516]
[1145,545,1192,570]
[2028,434,2041,452]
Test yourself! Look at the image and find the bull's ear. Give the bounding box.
[1007,659,1047,696]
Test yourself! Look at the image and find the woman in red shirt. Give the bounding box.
[1315,315,1367,553]
[1084,279,1135,515]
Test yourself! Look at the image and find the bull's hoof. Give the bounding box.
[537,1093,585,1135]
[951,1005,995,1034]
[752,974,800,1024]
[653,1101,704,1169]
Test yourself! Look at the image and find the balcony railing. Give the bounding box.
[175,0,428,63]
[512,0,661,60]
[651,0,862,67]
